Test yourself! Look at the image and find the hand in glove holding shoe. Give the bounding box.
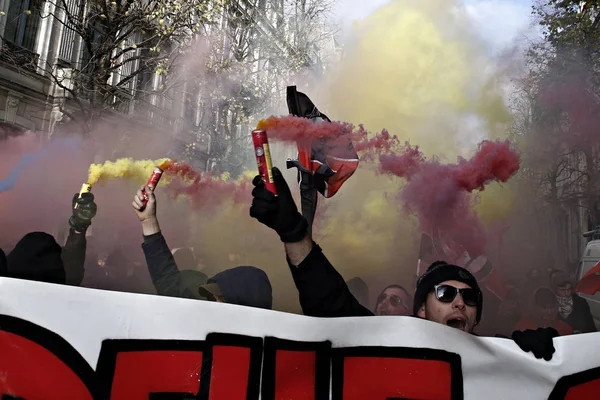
[250,167,308,243]
[69,192,97,233]
[511,327,559,361]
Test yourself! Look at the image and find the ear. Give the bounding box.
[417,302,426,318]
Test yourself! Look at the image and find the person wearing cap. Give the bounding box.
[132,186,272,309]
[250,169,560,359]
[551,272,596,333]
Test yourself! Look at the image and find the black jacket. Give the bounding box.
[63,230,87,286]
[141,232,272,309]
[142,232,202,299]
[560,294,597,333]
[287,242,372,317]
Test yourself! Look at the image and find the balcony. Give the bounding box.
[0,39,40,74]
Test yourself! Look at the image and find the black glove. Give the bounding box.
[511,327,559,361]
[69,192,97,232]
[250,167,308,242]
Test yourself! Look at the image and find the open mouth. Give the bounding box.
[446,317,467,331]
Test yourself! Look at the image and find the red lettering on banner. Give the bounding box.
[109,350,203,399]
[4,314,600,400]
[199,333,263,400]
[275,350,317,399]
[0,331,93,399]
[331,347,463,400]
[209,346,251,399]
[564,378,600,400]
[343,357,453,399]
[549,366,600,400]
[261,337,331,400]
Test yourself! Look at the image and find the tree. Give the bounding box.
[173,0,339,175]
[511,0,600,262]
[1,0,226,135]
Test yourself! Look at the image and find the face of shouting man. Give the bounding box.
[413,262,483,334]
[417,280,479,333]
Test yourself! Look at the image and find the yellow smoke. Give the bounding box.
[87,158,170,186]
[324,0,512,158]
[304,0,516,290]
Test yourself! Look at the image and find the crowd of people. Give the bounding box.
[0,167,596,363]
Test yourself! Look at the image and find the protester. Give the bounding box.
[133,186,272,309]
[480,288,522,337]
[375,284,411,316]
[346,277,370,309]
[249,167,559,360]
[1,192,96,285]
[515,287,573,336]
[551,272,596,333]
[523,267,545,295]
[5,232,66,284]
[63,192,97,285]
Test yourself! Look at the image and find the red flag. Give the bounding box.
[575,261,600,295]
[416,229,508,301]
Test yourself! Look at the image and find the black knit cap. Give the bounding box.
[413,261,483,323]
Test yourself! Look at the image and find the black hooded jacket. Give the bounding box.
[3,230,86,286]
[142,232,272,309]
[287,242,372,317]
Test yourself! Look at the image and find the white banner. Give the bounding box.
[0,277,599,399]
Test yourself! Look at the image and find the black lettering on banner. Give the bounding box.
[261,337,332,400]
[197,332,263,400]
[548,365,600,400]
[331,346,463,400]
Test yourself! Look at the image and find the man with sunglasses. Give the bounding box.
[375,285,411,316]
[413,261,481,332]
[250,169,559,359]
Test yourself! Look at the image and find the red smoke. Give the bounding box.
[380,140,520,256]
[162,161,251,209]
[258,115,399,155]
[541,78,600,148]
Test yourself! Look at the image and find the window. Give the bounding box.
[4,0,42,51]
[58,0,80,64]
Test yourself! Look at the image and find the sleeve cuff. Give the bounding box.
[143,232,163,245]
[287,242,321,269]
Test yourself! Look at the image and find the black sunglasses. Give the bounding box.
[434,284,479,307]
[376,293,407,308]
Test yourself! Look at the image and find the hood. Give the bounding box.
[6,232,65,284]
[209,266,272,310]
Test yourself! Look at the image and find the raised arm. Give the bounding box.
[63,192,97,285]
[133,186,199,299]
[250,167,372,317]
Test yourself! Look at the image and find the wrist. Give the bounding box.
[141,217,160,236]
[278,214,309,243]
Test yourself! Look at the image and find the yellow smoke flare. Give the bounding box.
[87,158,170,186]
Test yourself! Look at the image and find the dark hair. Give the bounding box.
[414,260,483,323]
[534,287,557,307]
